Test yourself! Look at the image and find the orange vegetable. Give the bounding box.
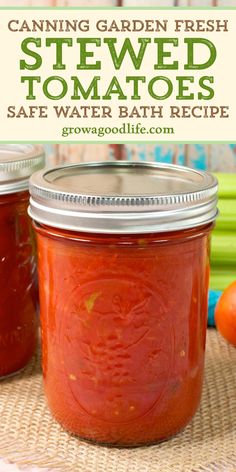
[215,281,236,347]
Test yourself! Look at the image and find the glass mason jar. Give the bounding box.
[29,162,218,446]
[0,144,45,378]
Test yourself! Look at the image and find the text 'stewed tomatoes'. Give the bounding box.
[215,281,236,347]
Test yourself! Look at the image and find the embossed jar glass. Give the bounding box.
[29,162,218,446]
[0,145,45,378]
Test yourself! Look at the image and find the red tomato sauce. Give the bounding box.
[0,191,38,377]
[35,222,212,446]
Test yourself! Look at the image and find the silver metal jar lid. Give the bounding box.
[0,144,45,195]
[29,161,218,234]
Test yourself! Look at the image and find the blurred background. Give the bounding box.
[1,0,236,296]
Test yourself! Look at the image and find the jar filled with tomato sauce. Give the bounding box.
[29,162,218,446]
[0,144,45,378]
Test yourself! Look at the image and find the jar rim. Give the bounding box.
[0,144,45,195]
[29,161,218,234]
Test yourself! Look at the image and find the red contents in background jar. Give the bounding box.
[35,223,211,446]
[0,191,38,377]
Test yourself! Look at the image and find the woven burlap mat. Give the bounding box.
[0,330,236,472]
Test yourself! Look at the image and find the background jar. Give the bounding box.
[29,162,218,446]
[0,145,45,378]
